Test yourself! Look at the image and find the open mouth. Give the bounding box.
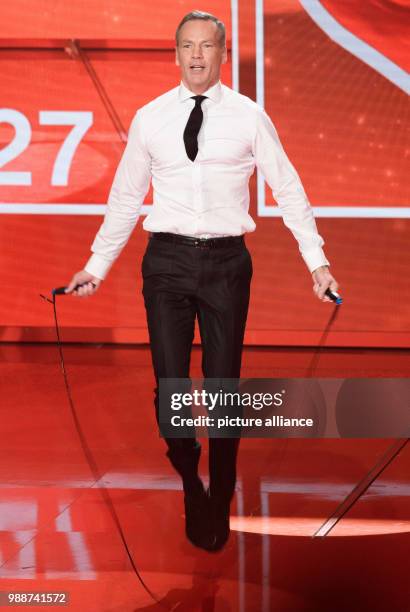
[190,65,205,72]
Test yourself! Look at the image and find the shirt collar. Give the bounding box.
[178,80,223,104]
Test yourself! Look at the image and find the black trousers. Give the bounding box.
[142,233,252,502]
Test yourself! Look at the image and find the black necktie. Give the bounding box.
[183,95,207,161]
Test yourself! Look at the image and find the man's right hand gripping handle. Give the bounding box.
[65,270,102,297]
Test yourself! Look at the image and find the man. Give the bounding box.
[66,11,338,552]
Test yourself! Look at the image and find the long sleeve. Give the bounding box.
[84,111,152,280]
[253,108,330,273]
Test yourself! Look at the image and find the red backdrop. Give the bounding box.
[0,0,408,346]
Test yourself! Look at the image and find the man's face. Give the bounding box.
[176,19,227,94]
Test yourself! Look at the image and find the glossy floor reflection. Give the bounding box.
[0,344,409,611]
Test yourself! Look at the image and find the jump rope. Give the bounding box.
[39,284,163,607]
[37,283,342,605]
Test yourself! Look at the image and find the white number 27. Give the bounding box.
[0,109,93,186]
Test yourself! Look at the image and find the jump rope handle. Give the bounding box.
[325,288,343,304]
[52,282,97,296]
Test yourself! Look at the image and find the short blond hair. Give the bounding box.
[175,10,226,47]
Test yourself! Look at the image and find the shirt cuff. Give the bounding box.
[83,253,114,280]
[301,247,330,274]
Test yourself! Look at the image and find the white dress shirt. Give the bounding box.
[84,80,330,280]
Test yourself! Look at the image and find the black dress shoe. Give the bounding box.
[184,484,214,550]
[208,496,231,552]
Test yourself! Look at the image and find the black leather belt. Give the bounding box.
[150,232,244,248]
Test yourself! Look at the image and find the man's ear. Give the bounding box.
[222,46,228,64]
[175,48,180,66]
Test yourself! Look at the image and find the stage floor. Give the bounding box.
[0,344,408,611]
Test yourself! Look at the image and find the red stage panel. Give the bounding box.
[0,1,232,41]
[263,0,409,208]
[321,0,410,72]
[0,1,408,346]
[248,0,410,346]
